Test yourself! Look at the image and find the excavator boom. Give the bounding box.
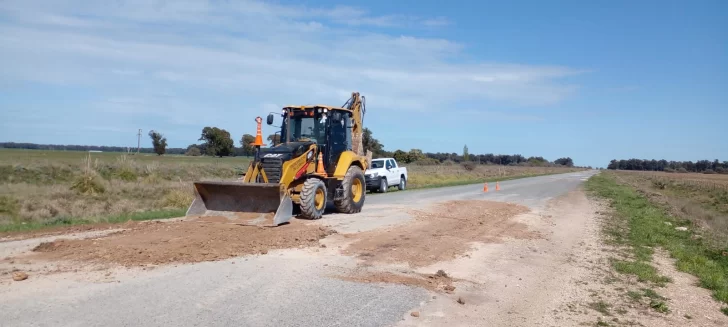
[342,92,372,166]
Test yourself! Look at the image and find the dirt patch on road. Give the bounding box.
[339,269,459,293]
[28,217,335,267]
[343,200,534,268]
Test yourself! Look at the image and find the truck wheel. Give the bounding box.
[334,166,366,214]
[379,178,388,193]
[299,178,326,220]
[398,177,406,190]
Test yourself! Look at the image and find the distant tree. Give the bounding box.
[605,158,728,173]
[188,143,207,156]
[362,128,386,157]
[554,157,574,167]
[463,145,470,162]
[267,134,281,145]
[406,149,425,163]
[607,159,618,170]
[185,145,202,156]
[148,130,167,155]
[393,149,408,163]
[198,127,234,157]
[527,156,548,166]
[239,134,256,156]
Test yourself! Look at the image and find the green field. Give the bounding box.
[0,148,583,232]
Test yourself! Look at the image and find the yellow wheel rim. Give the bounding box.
[352,178,363,202]
[315,187,325,210]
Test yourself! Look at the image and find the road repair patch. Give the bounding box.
[341,199,535,268]
[26,216,336,267]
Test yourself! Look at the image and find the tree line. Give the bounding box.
[0,141,187,155]
[607,158,728,174]
[363,128,578,167]
[1,126,581,167]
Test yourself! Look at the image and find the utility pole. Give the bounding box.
[137,129,142,155]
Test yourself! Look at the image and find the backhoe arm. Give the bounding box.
[343,92,367,159]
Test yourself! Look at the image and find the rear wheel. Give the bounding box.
[335,165,366,214]
[299,178,326,219]
[398,177,406,190]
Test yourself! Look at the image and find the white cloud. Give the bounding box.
[422,17,451,27]
[459,110,544,122]
[0,0,587,146]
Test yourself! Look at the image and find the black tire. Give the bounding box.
[299,178,327,220]
[398,177,406,190]
[379,178,388,193]
[334,165,366,214]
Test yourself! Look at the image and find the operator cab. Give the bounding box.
[266,106,353,175]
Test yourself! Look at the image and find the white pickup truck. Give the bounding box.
[365,157,408,193]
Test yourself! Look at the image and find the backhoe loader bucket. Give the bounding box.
[186,181,293,226]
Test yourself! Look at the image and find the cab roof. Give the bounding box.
[281,105,352,112]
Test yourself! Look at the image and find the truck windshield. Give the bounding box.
[284,116,326,144]
[370,160,385,168]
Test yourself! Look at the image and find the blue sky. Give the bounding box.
[0,0,725,168]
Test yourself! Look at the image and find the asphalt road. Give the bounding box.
[0,170,598,327]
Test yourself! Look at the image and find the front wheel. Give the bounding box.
[299,178,327,219]
[379,178,388,193]
[334,166,366,214]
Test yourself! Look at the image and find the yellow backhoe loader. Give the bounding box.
[186,92,371,226]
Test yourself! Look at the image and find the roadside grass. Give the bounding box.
[615,170,728,247]
[0,209,185,233]
[586,172,728,315]
[612,260,671,286]
[0,149,248,232]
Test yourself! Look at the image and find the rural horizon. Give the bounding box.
[2,139,725,172]
[1,1,725,326]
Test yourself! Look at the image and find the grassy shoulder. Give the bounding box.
[0,209,186,234]
[586,173,728,314]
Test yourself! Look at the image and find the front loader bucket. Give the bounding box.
[186,181,293,226]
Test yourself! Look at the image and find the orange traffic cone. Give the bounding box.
[316,152,328,177]
[496,181,500,191]
[251,116,266,146]
[483,183,488,192]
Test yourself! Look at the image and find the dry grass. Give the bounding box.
[161,187,196,209]
[611,170,728,244]
[618,170,728,192]
[0,149,250,230]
